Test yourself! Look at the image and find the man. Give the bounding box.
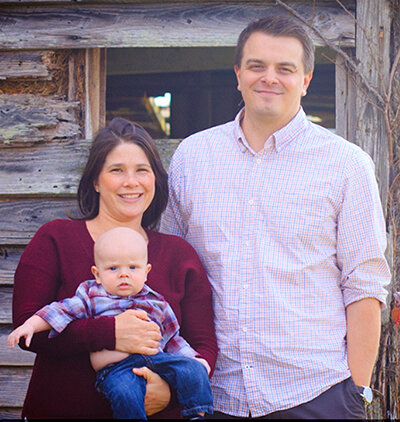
[160,16,390,419]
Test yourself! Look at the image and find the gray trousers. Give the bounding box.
[208,377,366,420]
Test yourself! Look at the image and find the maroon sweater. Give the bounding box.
[12,219,218,419]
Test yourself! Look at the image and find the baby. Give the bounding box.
[8,227,213,420]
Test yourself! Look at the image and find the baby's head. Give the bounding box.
[91,227,151,297]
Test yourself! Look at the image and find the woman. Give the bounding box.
[12,117,218,419]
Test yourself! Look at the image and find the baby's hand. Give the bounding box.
[7,323,35,348]
[193,357,211,375]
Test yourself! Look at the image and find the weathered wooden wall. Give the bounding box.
[0,0,364,419]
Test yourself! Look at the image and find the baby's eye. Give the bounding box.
[109,266,117,271]
[129,265,136,270]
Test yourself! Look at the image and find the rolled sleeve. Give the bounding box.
[337,152,390,308]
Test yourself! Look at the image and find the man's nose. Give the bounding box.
[260,68,278,84]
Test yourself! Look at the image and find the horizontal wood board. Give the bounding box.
[0,199,79,246]
[0,366,32,407]
[0,3,355,49]
[0,325,35,366]
[0,138,179,197]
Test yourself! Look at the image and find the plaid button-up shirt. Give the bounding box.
[36,280,197,358]
[160,108,390,416]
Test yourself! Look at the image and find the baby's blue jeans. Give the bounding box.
[95,352,213,420]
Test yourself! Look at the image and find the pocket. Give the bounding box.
[343,377,367,419]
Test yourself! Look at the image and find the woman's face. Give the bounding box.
[94,142,156,225]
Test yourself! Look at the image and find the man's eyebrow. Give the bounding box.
[245,59,264,65]
[278,61,298,69]
[244,59,298,70]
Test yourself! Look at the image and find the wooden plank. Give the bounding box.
[0,199,79,246]
[0,407,23,420]
[0,366,32,407]
[0,94,81,147]
[0,287,12,324]
[0,246,23,285]
[0,325,35,366]
[0,139,89,196]
[0,3,355,50]
[0,51,50,80]
[354,0,391,213]
[335,51,356,142]
[0,138,179,196]
[85,48,106,139]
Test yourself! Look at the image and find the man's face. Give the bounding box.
[234,32,313,127]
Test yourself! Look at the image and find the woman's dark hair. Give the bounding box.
[76,117,168,229]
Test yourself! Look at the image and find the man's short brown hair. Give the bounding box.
[235,15,315,74]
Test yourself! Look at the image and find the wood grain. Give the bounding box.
[0,94,80,147]
[0,3,355,50]
[0,366,32,407]
[0,325,35,366]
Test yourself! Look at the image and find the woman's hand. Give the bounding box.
[115,309,161,355]
[132,367,171,416]
[194,357,211,375]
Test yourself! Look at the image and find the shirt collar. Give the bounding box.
[234,107,309,154]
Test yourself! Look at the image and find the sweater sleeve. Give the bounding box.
[171,238,218,375]
[12,221,115,356]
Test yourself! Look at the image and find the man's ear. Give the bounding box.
[302,72,313,97]
[234,65,242,92]
[91,265,101,284]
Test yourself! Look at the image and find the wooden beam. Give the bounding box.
[354,0,391,213]
[85,48,106,140]
[0,408,23,420]
[0,366,31,407]
[0,325,35,365]
[0,199,79,246]
[0,3,355,50]
[0,51,50,79]
[0,94,80,147]
[0,287,12,324]
[0,138,179,197]
[0,247,23,285]
[0,140,89,196]
[335,51,356,142]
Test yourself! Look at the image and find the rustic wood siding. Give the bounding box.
[4,0,396,419]
[0,2,355,50]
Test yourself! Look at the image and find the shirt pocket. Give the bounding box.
[266,191,332,243]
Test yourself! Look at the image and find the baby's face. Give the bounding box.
[93,243,150,297]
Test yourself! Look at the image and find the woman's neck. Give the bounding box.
[86,214,147,243]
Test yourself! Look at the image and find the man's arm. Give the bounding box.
[346,297,381,386]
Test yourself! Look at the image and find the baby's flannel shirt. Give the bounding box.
[35,280,198,358]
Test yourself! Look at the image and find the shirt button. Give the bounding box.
[248,199,254,205]
[256,158,261,164]
[242,327,248,332]
[243,284,248,289]
[245,241,250,246]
